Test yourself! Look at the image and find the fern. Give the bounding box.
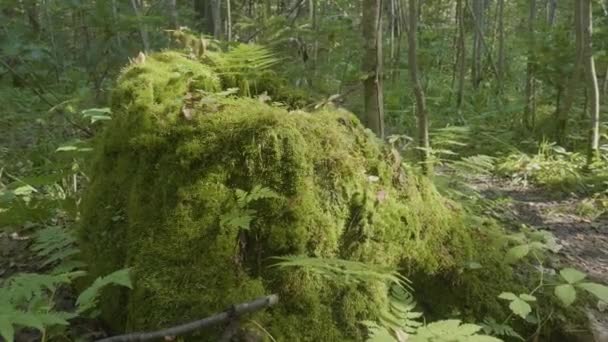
[480,318,524,341]
[410,320,502,342]
[221,186,280,231]
[0,269,131,342]
[76,268,133,314]
[0,272,82,342]
[379,285,423,334]
[31,226,81,269]
[272,256,410,289]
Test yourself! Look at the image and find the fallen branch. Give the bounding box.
[96,294,279,342]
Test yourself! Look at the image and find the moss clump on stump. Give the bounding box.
[80,51,513,340]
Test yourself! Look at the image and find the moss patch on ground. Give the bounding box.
[80,51,516,341]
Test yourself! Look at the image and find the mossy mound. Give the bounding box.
[80,51,513,340]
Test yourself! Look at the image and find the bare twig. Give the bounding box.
[96,294,279,342]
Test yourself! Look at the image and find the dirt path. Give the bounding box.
[468,175,608,284]
[465,174,608,340]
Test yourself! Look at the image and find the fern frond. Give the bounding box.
[410,320,502,342]
[271,256,410,289]
[31,226,80,268]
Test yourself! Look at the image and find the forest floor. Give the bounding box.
[463,172,608,339]
[467,175,608,284]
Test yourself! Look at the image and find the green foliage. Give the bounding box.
[409,320,501,342]
[76,269,133,314]
[496,142,608,193]
[480,318,524,341]
[221,185,280,230]
[0,216,132,342]
[498,292,536,319]
[553,268,608,308]
[272,257,409,289]
[504,227,561,263]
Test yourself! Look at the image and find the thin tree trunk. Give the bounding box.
[407,0,430,174]
[603,65,608,97]
[456,0,466,108]
[497,0,505,92]
[582,0,600,163]
[524,0,536,130]
[112,0,123,49]
[130,0,149,52]
[170,0,179,29]
[555,0,584,144]
[362,0,385,138]
[212,0,222,38]
[547,0,557,25]
[471,0,484,88]
[226,0,232,41]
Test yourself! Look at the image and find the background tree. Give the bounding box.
[362,0,385,137]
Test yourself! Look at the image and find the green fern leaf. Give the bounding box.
[76,268,132,314]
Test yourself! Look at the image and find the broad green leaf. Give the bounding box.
[519,294,536,302]
[578,283,608,303]
[509,298,532,319]
[0,315,14,342]
[498,292,518,301]
[81,107,111,116]
[559,268,587,284]
[506,244,530,263]
[554,284,577,307]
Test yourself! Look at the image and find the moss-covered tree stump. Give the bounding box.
[80,51,512,341]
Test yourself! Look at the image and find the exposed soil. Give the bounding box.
[465,173,608,341]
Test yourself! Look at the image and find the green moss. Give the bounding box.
[80,51,516,340]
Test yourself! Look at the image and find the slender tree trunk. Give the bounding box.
[111,0,123,49]
[456,0,466,108]
[555,0,584,144]
[24,0,41,36]
[547,0,557,25]
[130,0,149,52]
[226,0,232,41]
[170,0,179,29]
[497,0,505,92]
[603,64,608,97]
[362,0,385,138]
[581,0,600,163]
[471,0,484,88]
[407,0,431,174]
[524,0,536,130]
[212,0,222,38]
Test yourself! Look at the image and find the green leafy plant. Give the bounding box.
[272,256,409,288]
[480,318,524,341]
[504,227,561,263]
[498,292,537,319]
[553,268,608,307]
[410,320,502,342]
[220,185,280,230]
[0,269,132,342]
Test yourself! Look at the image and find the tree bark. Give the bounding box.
[581,0,600,163]
[362,0,385,138]
[524,0,537,130]
[212,0,222,38]
[555,0,584,144]
[497,0,505,92]
[407,0,431,174]
[456,0,466,108]
[130,0,150,52]
[547,0,557,25]
[226,0,232,41]
[471,0,484,88]
[170,0,179,29]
